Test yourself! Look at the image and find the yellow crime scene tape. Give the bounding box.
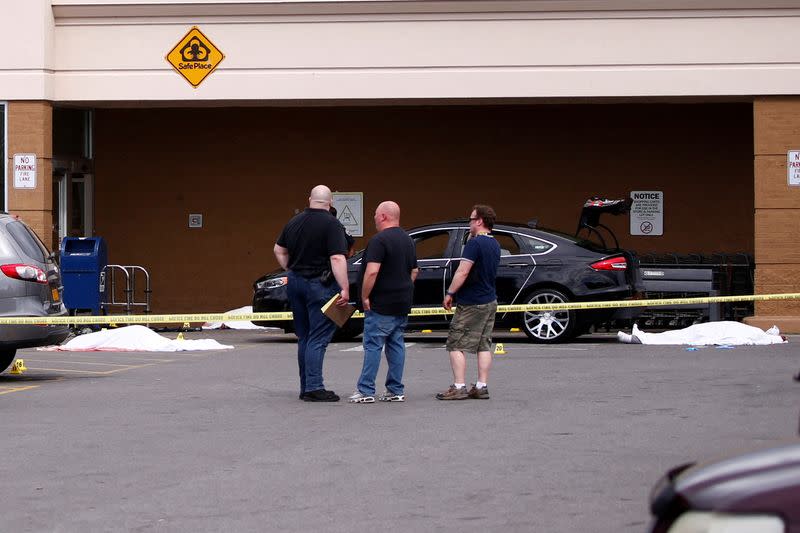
[0,292,798,326]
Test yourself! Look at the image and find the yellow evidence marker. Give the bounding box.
[9,359,27,374]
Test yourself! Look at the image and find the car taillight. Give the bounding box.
[590,256,627,271]
[1,263,48,283]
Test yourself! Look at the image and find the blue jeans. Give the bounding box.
[357,311,408,396]
[286,271,339,394]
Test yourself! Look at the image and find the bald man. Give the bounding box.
[348,201,418,404]
[274,185,350,402]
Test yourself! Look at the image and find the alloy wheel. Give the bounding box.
[522,289,575,343]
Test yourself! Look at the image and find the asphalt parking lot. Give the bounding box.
[1,328,798,532]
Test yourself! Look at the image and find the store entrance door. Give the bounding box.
[52,165,94,248]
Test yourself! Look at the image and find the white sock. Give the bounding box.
[476,381,487,389]
[454,383,466,389]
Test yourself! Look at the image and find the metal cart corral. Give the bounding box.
[101,264,152,315]
[634,252,754,328]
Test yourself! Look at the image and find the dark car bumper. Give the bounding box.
[252,286,294,331]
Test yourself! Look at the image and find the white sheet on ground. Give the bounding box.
[202,305,274,330]
[617,322,787,346]
[37,325,234,352]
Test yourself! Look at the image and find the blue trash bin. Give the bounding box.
[60,237,108,315]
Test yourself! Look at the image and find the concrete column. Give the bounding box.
[6,101,54,249]
[747,97,800,333]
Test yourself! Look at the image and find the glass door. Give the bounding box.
[52,168,94,247]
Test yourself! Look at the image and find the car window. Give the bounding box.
[0,230,18,259]
[535,226,608,252]
[6,221,49,262]
[519,235,554,254]
[413,231,450,260]
[459,231,523,256]
[492,232,520,256]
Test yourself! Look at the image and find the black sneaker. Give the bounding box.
[302,389,340,402]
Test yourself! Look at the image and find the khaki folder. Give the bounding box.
[321,293,356,327]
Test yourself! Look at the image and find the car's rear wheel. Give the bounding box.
[0,349,17,373]
[521,288,577,343]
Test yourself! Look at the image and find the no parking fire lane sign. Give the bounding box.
[13,154,36,189]
[788,151,800,187]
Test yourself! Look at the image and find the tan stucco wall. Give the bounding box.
[50,12,800,102]
[747,97,800,333]
[0,1,54,100]
[93,103,754,313]
[5,1,800,101]
[6,102,54,245]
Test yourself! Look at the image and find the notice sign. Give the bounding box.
[13,154,37,189]
[630,190,663,236]
[166,27,225,88]
[788,151,800,186]
[332,192,363,237]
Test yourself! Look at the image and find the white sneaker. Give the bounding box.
[348,391,375,403]
[379,391,405,402]
[617,331,633,343]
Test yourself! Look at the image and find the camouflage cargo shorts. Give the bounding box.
[445,301,497,353]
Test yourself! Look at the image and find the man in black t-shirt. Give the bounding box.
[348,201,418,404]
[274,185,350,402]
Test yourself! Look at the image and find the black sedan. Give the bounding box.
[253,218,642,343]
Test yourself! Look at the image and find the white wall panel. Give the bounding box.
[0,0,54,100]
[53,17,800,70]
[4,1,800,101]
[53,65,800,101]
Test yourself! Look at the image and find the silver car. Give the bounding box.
[0,213,70,372]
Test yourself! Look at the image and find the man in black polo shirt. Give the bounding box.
[274,185,350,402]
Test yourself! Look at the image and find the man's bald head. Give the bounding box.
[374,201,401,230]
[309,185,332,208]
[376,201,400,221]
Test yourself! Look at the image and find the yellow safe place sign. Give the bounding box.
[166,27,225,88]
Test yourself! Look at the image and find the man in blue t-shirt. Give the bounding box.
[437,204,501,401]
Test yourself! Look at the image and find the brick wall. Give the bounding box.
[93,103,755,313]
[6,101,53,247]
[751,98,800,328]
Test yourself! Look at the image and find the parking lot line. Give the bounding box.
[22,358,152,367]
[0,336,237,396]
[0,384,41,395]
[340,342,415,352]
[95,356,176,363]
[36,354,178,363]
[25,363,159,375]
[534,347,590,351]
